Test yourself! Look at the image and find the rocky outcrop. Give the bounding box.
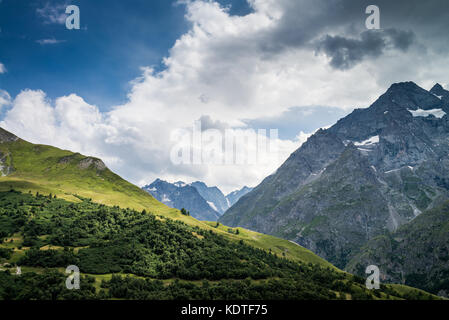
[78,157,107,171]
[0,128,19,143]
[0,152,14,176]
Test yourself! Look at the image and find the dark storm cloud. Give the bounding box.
[315,29,415,70]
[385,29,416,52]
[251,0,447,67]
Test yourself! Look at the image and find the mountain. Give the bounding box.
[346,200,449,296]
[190,182,253,214]
[226,186,253,208]
[142,180,253,220]
[191,181,229,214]
[221,81,449,269]
[142,179,220,221]
[0,128,438,300]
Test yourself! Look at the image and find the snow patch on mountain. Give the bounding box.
[174,181,187,187]
[384,165,414,174]
[207,201,218,211]
[354,135,379,146]
[408,108,446,119]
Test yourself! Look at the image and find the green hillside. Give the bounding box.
[0,190,439,300]
[0,128,332,268]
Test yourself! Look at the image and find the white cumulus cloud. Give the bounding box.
[2,0,449,192]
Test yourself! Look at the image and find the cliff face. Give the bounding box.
[347,201,449,296]
[221,82,449,268]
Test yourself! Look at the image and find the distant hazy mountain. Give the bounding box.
[142,179,220,221]
[221,82,449,271]
[142,180,252,220]
[226,186,253,208]
[190,181,229,214]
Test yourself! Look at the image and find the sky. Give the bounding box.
[0,0,449,193]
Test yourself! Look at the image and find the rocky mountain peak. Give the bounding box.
[386,81,421,92]
[430,83,449,101]
[430,83,444,93]
[191,181,207,188]
[142,179,224,221]
[221,81,449,268]
[376,81,443,112]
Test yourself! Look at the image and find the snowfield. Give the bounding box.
[408,108,446,119]
[354,135,380,146]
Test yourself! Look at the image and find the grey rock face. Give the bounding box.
[225,186,253,208]
[78,157,107,171]
[0,128,19,143]
[0,152,14,176]
[191,181,229,214]
[346,201,449,295]
[220,82,449,268]
[190,182,253,215]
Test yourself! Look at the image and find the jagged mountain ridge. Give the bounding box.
[142,179,221,221]
[220,81,449,268]
[226,186,254,207]
[142,179,252,221]
[190,181,229,214]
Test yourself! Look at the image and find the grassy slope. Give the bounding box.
[0,137,334,269]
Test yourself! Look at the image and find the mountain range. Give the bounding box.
[0,81,447,298]
[2,126,430,300]
[143,179,252,221]
[221,82,449,295]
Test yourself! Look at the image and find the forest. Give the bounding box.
[0,190,437,300]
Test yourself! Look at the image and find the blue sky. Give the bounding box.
[0,0,448,192]
[0,0,251,111]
